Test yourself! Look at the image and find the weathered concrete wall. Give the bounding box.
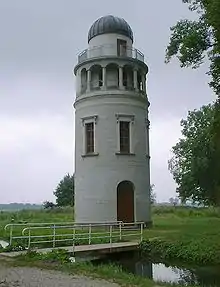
[74,93,150,223]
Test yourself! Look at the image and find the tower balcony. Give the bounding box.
[78,44,145,64]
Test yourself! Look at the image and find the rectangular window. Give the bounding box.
[119,121,130,153]
[85,122,94,153]
[117,39,127,56]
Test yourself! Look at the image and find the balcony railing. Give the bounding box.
[78,44,145,64]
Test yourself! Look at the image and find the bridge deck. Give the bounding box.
[0,241,139,258]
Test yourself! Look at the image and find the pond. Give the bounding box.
[91,251,220,286]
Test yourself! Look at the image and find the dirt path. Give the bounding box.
[0,265,119,287]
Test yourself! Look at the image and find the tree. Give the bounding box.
[168,104,220,206]
[169,197,179,206]
[166,0,220,207]
[53,174,74,207]
[150,184,157,204]
[43,201,56,210]
[165,0,220,95]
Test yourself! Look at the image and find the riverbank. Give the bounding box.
[142,207,220,265]
[0,259,119,287]
[2,249,204,287]
[0,253,156,287]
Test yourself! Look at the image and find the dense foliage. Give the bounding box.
[168,104,220,206]
[166,1,220,206]
[53,174,74,207]
[166,0,220,95]
[43,201,56,209]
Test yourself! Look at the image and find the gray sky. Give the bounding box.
[0,0,215,203]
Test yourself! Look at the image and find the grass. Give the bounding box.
[142,206,220,264]
[1,206,220,264]
[0,206,74,225]
[1,206,218,286]
[0,207,74,238]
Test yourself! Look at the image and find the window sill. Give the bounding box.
[115,152,135,156]
[81,152,99,158]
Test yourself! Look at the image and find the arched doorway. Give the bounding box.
[117,181,134,223]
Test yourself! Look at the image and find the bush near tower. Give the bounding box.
[53,174,74,207]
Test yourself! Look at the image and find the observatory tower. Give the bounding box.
[73,15,151,225]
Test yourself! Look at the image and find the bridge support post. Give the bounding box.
[109,225,112,244]
[119,222,122,241]
[89,224,92,245]
[53,224,56,248]
[28,229,31,249]
[140,223,143,242]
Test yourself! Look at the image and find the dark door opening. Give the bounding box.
[117,180,134,223]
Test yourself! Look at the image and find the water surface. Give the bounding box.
[91,251,220,286]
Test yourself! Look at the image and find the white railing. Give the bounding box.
[78,44,145,63]
[4,221,144,250]
[4,221,122,245]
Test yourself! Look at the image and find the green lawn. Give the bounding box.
[143,207,220,264]
[1,206,220,264]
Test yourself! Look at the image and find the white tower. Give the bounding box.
[74,15,151,225]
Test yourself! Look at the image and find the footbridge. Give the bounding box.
[2,221,144,256]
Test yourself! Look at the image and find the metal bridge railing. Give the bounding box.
[4,221,144,250]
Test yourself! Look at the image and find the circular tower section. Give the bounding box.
[74,15,151,225]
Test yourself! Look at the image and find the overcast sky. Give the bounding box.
[0,0,215,204]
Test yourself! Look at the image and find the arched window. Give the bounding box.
[90,65,102,90]
[123,65,134,90]
[81,68,87,94]
[137,71,143,91]
[106,63,119,88]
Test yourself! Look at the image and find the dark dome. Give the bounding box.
[88,15,133,43]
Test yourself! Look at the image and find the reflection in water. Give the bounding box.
[91,251,220,287]
[135,260,153,278]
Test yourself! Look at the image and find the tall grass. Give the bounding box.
[152,205,220,217]
[143,206,220,264]
[0,206,73,222]
[0,207,74,240]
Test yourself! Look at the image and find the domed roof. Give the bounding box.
[88,15,133,43]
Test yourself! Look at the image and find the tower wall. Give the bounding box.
[74,15,151,224]
[88,33,133,58]
[74,94,150,223]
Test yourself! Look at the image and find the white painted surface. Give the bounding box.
[89,33,133,58]
[74,94,150,223]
